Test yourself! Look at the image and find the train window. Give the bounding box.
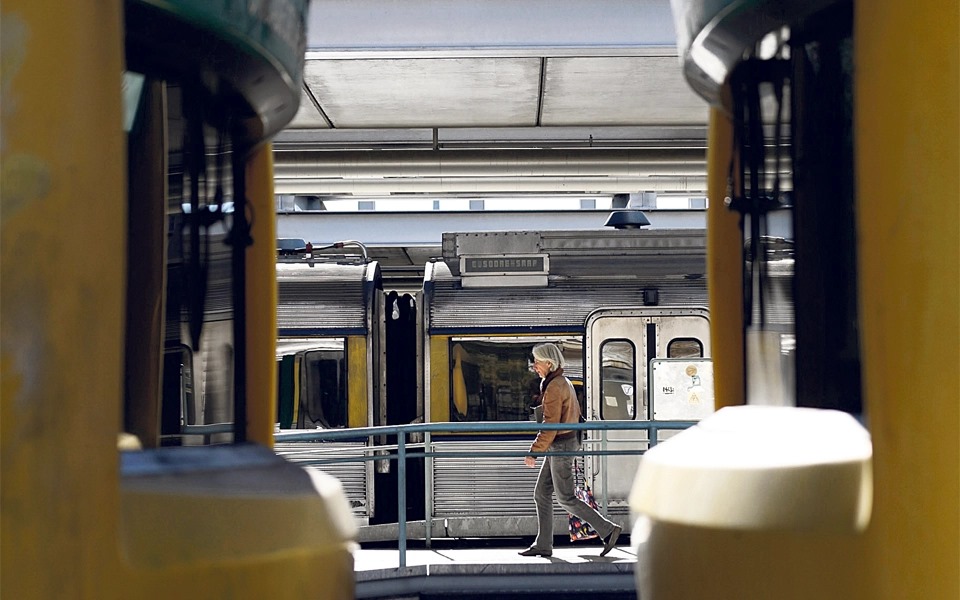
[299,350,347,429]
[668,338,703,358]
[160,344,193,443]
[122,71,145,132]
[599,340,636,420]
[450,339,580,422]
[276,356,295,428]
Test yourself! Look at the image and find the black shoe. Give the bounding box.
[518,546,552,557]
[600,525,622,557]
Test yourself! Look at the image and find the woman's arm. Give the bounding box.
[529,378,562,454]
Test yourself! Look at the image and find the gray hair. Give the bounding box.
[532,343,565,372]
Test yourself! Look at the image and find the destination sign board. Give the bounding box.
[461,255,548,275]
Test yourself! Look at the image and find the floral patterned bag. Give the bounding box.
[568,478,600,541]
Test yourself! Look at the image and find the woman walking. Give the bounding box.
[519,343,622,557]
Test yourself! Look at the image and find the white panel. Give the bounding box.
[650,358,715,420]
[304,58,540,128]
[541,56,709,126]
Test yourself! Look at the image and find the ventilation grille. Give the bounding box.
[432,440,598,517]
[274,441,369,520]
[277,263,370,330]
[429,279,708,330]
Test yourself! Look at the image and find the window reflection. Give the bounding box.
[668,338,703,358]
[449,339,581,422]
[600,340,636,420]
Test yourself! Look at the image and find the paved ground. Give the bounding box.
[355,542,635,571]
[354,541,637,599]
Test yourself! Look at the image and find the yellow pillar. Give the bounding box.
[245,144,278,446]
[705,108,745,409]
[855,0,959,597]
[1,1,127,597]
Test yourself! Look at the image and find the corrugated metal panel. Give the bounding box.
[276,262,370,330]
[274,440,369,520]
[749,260,795,327]
[432,441,593,517]
[549,253,706,278]
[433,441,537,517]
[429,278,708,330]
[753,274,794,326]
[204,249,234,318]
[169,246,234,320]
[564,361,583,381]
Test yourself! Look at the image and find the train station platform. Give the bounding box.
[354,540,637,599]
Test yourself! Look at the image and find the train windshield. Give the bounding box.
[298,349,347,429]
[449,337,582,422]
[276,338,347,429]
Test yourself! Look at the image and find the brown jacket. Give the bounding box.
[529,368,580,453]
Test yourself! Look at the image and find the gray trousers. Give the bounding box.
[532,435,617,550]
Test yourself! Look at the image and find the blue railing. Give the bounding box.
[275,419,697,567]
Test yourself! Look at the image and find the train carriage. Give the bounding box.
[273,248,423,527]
[271,225,719,540]
[273,254,385,524]
[420,227,714,538]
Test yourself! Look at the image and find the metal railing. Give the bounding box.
[275,419,697,567]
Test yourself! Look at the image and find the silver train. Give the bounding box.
[273,225,724,540]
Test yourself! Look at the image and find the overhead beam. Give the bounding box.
[273,126,710,150]
[272,146,713,195]
[274,176,708,195]
[273,149,706,178]
[306,0,677,55]
[275,209,709,246]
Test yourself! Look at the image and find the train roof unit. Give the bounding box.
[425,228,708,334]
[276,260,382,337]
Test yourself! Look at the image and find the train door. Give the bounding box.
[584,307,712,511]
[375,291,423,524]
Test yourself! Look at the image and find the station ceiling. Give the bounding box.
[272,0,712,199]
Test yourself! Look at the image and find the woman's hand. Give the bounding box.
[524,456,537,468]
